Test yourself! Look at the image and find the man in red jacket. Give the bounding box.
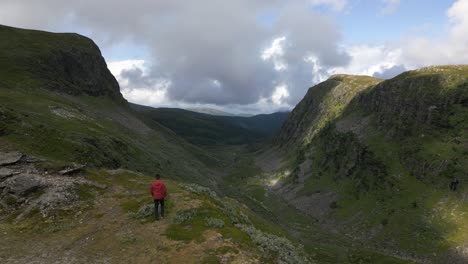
[150,174,167,221]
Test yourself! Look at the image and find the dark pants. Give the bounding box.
[154,199,165,219]
[450,182,459,191]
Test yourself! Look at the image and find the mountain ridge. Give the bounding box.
[269,64,468,263]
[131,104,289,145]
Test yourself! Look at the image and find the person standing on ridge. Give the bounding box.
[150,174,167,221]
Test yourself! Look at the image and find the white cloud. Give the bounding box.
[262,36,287,71]
[0,0,348,110]
[271,84,290,105]
[305,55,329,83]
[108,59,293,115]
[309,0,348,12]
[109,59,170,106]
[107,59,145,77]
[402,0,468,66]
[380,0,400,15]
[4,0,467,114]
[300,45,407,84]
[328,45,404,77]
[121,81,170,106]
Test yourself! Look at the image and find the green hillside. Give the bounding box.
[0,24,219,185]
[269,66,468,263]
[2,24,466,264]
[131,104,289,145]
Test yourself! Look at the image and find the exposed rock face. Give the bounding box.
[0,151,104,221]
[276,75,382,149]
[0,25,124,101]
[355,66,468,137]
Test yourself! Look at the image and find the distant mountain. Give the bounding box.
[130,104,289,145]
[185,107,239,116]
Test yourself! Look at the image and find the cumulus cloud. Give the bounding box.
[0,0,351,113]
[262,36,288,71]
[108,60,170,106]
[271,84,290,105]
[328,45,405,77]
[0,0,465,114]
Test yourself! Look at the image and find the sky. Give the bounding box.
[1,0,467,114]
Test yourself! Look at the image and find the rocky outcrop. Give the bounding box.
[0,151,104,221]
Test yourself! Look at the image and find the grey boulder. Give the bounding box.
[0,173,44,196]
[0,152,23,166]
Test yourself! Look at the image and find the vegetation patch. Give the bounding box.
[205,217,225,228]
[236,224,311,264]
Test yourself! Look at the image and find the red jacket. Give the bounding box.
[150,179,167,200]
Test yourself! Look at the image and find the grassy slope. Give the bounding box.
[277,66,468,262]
[0,169,309,263]
[214,147,412,264]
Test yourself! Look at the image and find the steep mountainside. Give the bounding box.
[277,74,382,149]
[131,104,289,145]
[0,24,218,185]
[0,25,123,100]
[269,65,468,263]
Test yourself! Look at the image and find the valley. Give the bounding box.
[0,24,467,264]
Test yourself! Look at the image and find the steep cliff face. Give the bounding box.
[273,66,468,263]
[356,66,468,136]
[345,66,468,182]
[276,74,382,149]
[0,25,124,101]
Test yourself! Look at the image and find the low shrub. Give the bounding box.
[220,200,251,225]
[179,183,218,199]
[135,204,154,219]
[236,224,311,264]
[173,208,198,224]
[205,217,224,228]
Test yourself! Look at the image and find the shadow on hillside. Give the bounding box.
[332,72,468,263]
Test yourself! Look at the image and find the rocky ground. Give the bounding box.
[0,151,101,222]
[0,152,289,264]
